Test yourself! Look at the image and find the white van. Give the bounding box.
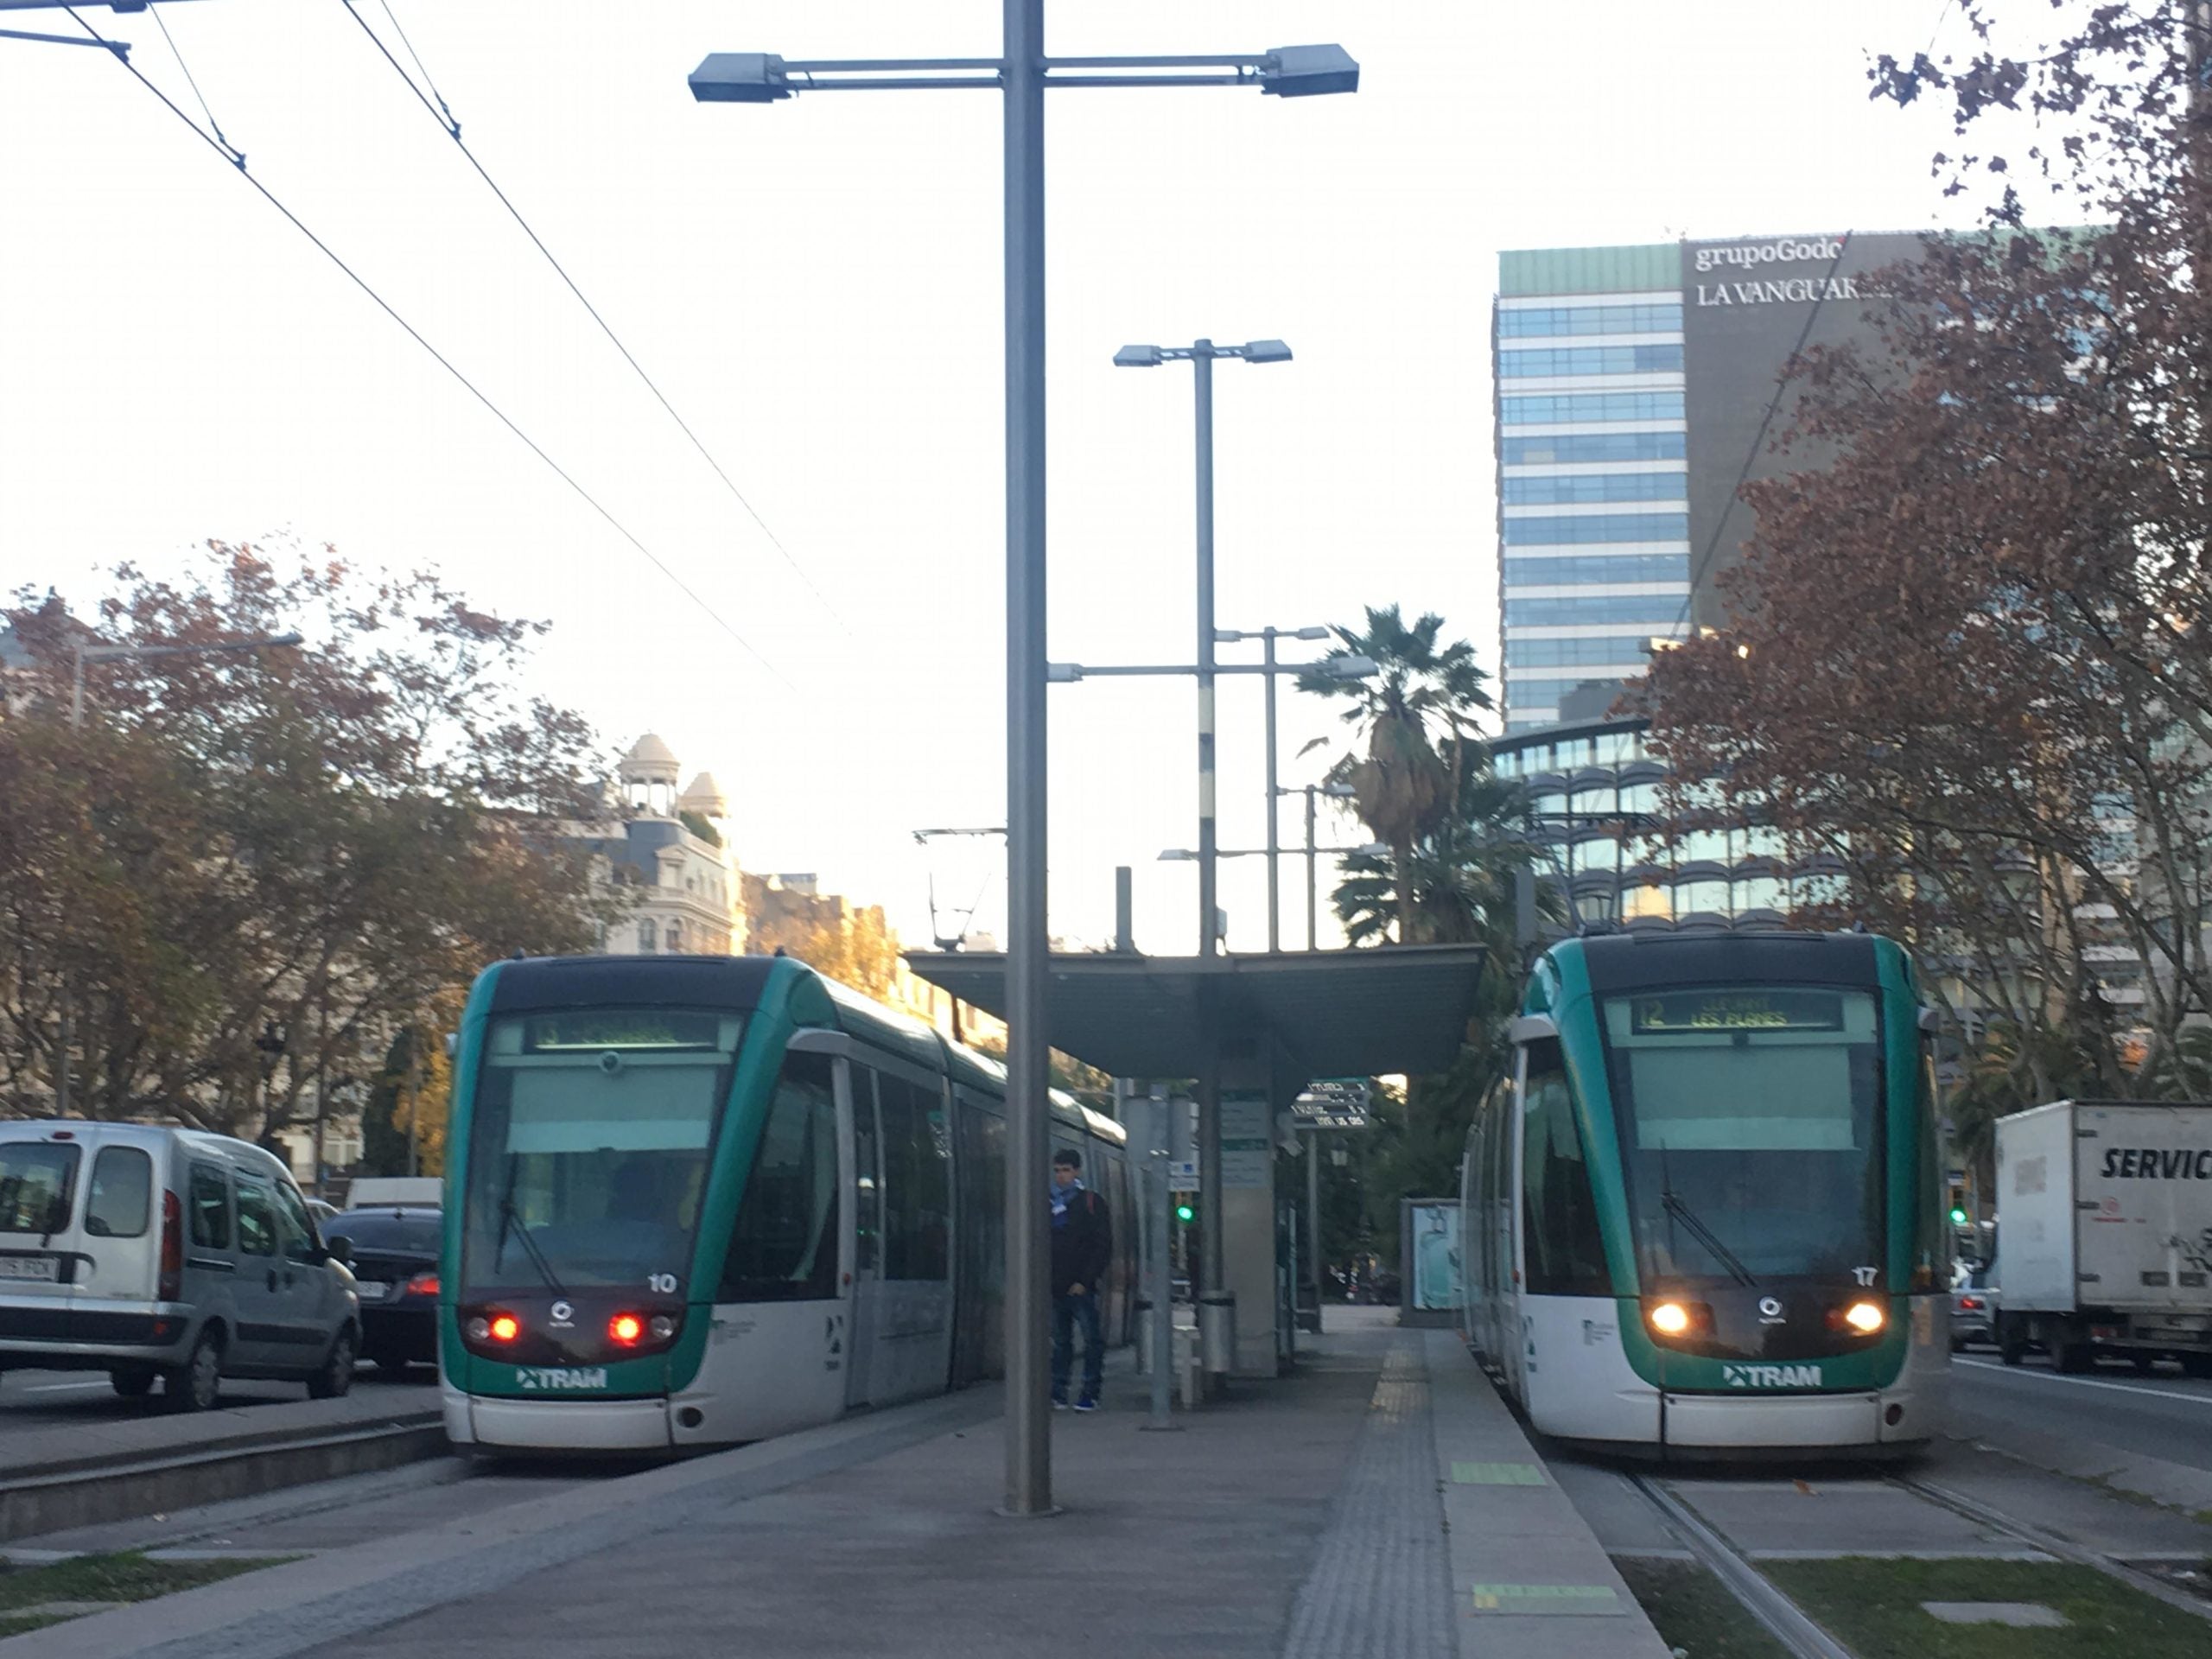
[0,1122,361,1410]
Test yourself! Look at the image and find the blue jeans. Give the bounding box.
[1052,1290,1103,1401]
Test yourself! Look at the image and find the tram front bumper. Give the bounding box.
[1662,1386,1933,1449]
[444,1383,672,1451]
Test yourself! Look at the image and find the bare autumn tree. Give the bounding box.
[1,543,626,1136]
[1643,3,2212,1116]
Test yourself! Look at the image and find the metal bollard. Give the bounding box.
[1134,1297,1154,1376]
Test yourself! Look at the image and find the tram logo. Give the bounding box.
[1722,1362,1821,1389]
[515,1365,608,1391]
[1758,1297,1786,1323]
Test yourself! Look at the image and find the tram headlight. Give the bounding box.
[1843,1300,1885,1334]
[649,1315,677,1341]
[1648,1301,1693,1337]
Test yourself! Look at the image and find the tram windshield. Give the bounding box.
[459,1008,744,1294]
[1600,985,1884,1288]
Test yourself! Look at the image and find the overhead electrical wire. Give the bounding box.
[61,5,793,693]
[340,0,853,637]
[146,0,241,166]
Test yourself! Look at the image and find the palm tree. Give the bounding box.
[1297,606,1493,944]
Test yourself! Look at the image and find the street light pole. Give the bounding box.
[690,25,1357,1514]
[1306,785,1319,951]
[1001,0,1052,1518]
[1193,340,1218,965]
[1262,628,1278,952]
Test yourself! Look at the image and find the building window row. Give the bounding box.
[1503,431,1686,466]
[1501,512,1689,548]
[1507,595,1688,627]
[1501,471,1687,506]
[1497,302,1683,338]
[1505,635,1664,668]
[1504,554,1688,588]
[1498,344,1684,378]
[1500,391,1684,426]
[1493,728,1653,772]
[1505,676,1642,706]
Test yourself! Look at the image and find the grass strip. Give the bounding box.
[1612,1555,1794,1659]
[1767,1555,2212,1657]
[0,1551,294,1615]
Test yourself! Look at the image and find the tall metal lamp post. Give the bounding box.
[689,19,1357,1519]
[56,630,302,1115]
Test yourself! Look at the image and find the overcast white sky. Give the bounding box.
[0,1,2055,954]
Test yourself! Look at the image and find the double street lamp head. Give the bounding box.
[1114,339,1294,369]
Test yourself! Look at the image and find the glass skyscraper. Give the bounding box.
[1494,245,1690,733]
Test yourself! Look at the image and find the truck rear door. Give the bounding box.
[2075,1104,2212,1310]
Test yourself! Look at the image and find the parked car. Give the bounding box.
[0,1122,359,1409]
[321,1205,441,1372]
[1952,1262,1999,1351]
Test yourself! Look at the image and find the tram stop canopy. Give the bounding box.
[903,944,1489,1090]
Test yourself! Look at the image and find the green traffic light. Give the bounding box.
[1175,1204,1195,1224]
[1948,1206,1969,1226]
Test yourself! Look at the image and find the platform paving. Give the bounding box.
[3,1307,1664,1658]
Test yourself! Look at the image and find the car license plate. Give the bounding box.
[0,1255,58,1282]
[354,1281,391,1301]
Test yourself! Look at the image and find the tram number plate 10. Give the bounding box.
[516,1365,609,1391]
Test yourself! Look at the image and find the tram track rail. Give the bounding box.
[1888,1472,2212,1627]
[1628,1472,1855,1659]
[1622,1464,2212,1658]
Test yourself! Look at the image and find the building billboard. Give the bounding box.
[1679,229,1932,625]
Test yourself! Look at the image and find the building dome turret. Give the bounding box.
[620,733,682,816]
[678,771,728,819]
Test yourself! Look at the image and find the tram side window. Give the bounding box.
[720,1052,841,1301]
[1520,1040,1611,1296]
[877,1072,951,1281]
[852,1066,881,1274]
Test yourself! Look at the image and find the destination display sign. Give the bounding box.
[1630,988,1842,1035]
[527,1011,724,1051]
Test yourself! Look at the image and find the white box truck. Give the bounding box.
[1993,1099,2212,1376]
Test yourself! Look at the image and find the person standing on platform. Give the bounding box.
[1049,1148,1113,1412]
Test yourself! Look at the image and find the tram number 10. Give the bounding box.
[647,1273,680,1295]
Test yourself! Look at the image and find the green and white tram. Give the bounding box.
[1459,931,1949,1454]
[438,955,1133,1452]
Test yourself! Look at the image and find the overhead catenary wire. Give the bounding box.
[340,0,854,637]
[147,0,240,165]
[60,5,793,693]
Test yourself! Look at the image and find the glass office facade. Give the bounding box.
[1488,715,1847,930]
[1495,245,1692,732]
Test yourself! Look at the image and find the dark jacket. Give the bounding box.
[1050,1185,1112,1295]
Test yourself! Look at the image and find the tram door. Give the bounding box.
[843,1061,883,1409]
[843,1057,957,1408]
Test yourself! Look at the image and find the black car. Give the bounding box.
[323,1206,442,1372]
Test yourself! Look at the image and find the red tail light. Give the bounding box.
[489,1313,520,1343]
[608,1313,644,1346]
[158,1190,182,1301]
[1958,1295,1984,1311]
[405,1272,439,1299]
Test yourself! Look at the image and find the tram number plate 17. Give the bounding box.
[516,1365,608,1391]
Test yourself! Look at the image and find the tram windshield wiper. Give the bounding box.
[492,1153,568,1300]
[1660,1188,1758,1288]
